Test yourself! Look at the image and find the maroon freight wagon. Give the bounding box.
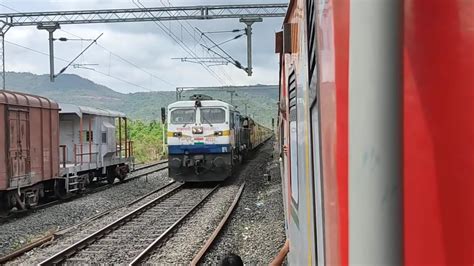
[0,90,60,210]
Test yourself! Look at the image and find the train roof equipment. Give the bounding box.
[168,98,236,111]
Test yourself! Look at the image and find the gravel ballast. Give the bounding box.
[4,141,286,265]
[201,141,286,265]
[146,182,241,264]
[0,167,170,258]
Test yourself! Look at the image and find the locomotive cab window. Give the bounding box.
[170,108,195,124]
[200,108,226,124]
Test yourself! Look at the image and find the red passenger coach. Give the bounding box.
[403,1,474,264]
[276,0,473,265]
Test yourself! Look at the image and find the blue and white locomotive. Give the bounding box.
[166,94,272,182]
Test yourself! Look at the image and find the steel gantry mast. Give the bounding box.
[0,3,287,88]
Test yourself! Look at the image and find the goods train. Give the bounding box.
[166,94,272,182]
[276,0,474,265]
[0,90,133,212]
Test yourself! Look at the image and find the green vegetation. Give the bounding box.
[127,120,166,163]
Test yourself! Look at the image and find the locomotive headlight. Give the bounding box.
[214,131,223,136]
[173,132,182,137]
[192,126,203,134]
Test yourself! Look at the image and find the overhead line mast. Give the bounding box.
[0,3,287,88]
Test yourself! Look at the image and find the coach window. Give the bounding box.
[170,109,195,124]
[201,108,226,124]
[102,132,107,144]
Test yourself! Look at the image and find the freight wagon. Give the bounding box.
[0,90,133,212]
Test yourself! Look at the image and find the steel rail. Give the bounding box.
[0,180,178,264]
[132,160,168,172]
[190,182,246,265]
[0,162,168,222]
[130,164,167,179]
[0,231,56,264]
[56,180,177,236]
[38,183,184,265]
[129,184,220,265]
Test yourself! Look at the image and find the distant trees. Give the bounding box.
[127,120,166,163]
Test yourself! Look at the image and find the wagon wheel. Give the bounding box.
[54,179,68,200]
[106,166,118,185]
[0,194,12,215]
[88,172,95,184]
[118,166,127,182]
[106,174,115,185]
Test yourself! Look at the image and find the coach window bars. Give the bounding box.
[306,0,325,264]
[116,117,131,159]
[288,68,299,206]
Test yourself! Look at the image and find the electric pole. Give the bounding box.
[37,23,60,82]
[240,18,262,76]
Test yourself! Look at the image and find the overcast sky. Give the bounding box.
[0,0,286,93]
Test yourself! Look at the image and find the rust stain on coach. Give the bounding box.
[0,90,60,191]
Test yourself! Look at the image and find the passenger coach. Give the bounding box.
[276,0,474,265]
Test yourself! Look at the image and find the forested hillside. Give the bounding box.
[5,72,277,127]
[6,72,278,163]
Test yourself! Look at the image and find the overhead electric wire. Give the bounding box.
[59,29,176,88]
[197,28,246,72]
[159,0,235,85]
[132,0,227,85]
[199,44,235,66]
[161,0,235,84]
[5,40,68,62]
[209,33,245,49]
[55,33,103,77]
[1,3,176,92]
[95,43,175,87]
[0,3,20,12]
[5,40,171,94]
[202,29,244,34]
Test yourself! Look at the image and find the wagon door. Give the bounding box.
[8,108,30,184]
[60,120,74,164]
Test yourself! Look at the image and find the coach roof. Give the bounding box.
[0,90,59,109]
[59,103,126,118]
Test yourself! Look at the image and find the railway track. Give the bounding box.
[0,161,168,222]
[39,183,219,265]
[133,160,168,172]
[190,182,246,265]
[0,180,177,264]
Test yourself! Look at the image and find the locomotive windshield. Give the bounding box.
[200,108,226,124]
[170,108,195,124]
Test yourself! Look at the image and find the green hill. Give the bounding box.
[5,71,278,128]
